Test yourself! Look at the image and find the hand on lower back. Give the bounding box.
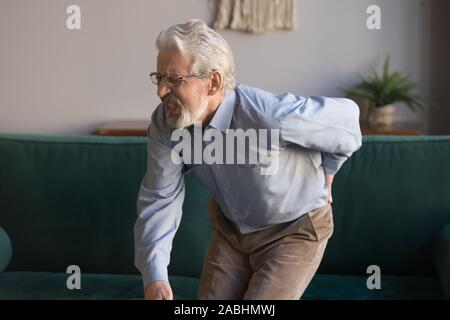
[325,174,334,203]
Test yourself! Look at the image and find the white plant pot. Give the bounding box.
[369,104,396,126]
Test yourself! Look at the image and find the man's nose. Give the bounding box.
[157,81,171,99]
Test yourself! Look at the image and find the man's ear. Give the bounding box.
[208,70,223,96]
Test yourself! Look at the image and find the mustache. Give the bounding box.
[162,93,183,108]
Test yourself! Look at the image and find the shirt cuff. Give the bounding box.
[323,165,339,176]
[142,264,169,289]
[322,154,347,176]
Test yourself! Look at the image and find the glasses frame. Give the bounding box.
[149,72,208,87]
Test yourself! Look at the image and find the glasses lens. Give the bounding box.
[166,74,182,87]
[150,73,160,85]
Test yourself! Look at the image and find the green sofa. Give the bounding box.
[0,133,449,300]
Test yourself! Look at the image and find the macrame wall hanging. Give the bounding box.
[213,0,296,33]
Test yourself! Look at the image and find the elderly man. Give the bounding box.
[134,19,362,300]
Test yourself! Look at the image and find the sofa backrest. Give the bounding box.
[1,134,449,279]
[0,134,148,275]
[321,136,450,276]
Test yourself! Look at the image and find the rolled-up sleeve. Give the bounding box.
[321,152,350,176]
[279,96,362,175]
[134,106,185,289]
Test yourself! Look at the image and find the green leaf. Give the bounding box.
[341,54,425,112]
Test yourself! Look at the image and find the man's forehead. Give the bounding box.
[157,48,191,74]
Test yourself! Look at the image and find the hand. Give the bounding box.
[144,280,173,300]
[325,174,334,204]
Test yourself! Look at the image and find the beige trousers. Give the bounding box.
[198,200,334,300]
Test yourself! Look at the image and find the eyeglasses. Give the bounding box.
[149,72,207,87]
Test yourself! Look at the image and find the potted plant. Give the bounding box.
[342,56,426,126]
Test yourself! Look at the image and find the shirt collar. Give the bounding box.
[207,89,236,133]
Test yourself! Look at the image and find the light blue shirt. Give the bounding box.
[134,83,362,287]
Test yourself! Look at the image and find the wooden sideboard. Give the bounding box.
[92,120,149,136]
[92,120,425,137]
[360,122,425,136]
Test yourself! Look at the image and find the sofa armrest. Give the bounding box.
[433,224,450,299]
[0,227,12,272]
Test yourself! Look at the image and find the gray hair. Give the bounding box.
[156,19,236,95]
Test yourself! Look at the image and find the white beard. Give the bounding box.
[166,96,208,129]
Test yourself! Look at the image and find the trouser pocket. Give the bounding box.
[305,203,334,242]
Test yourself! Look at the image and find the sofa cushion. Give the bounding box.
[0,271,443,300]
[0,272,199,300]
[303,274,445,300]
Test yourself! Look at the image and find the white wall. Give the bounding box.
[0,0,430,135]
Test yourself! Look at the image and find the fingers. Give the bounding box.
[144,281,173,300]
[158,289,172,300]
[327,187,333,203]
[158,291,173,300]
